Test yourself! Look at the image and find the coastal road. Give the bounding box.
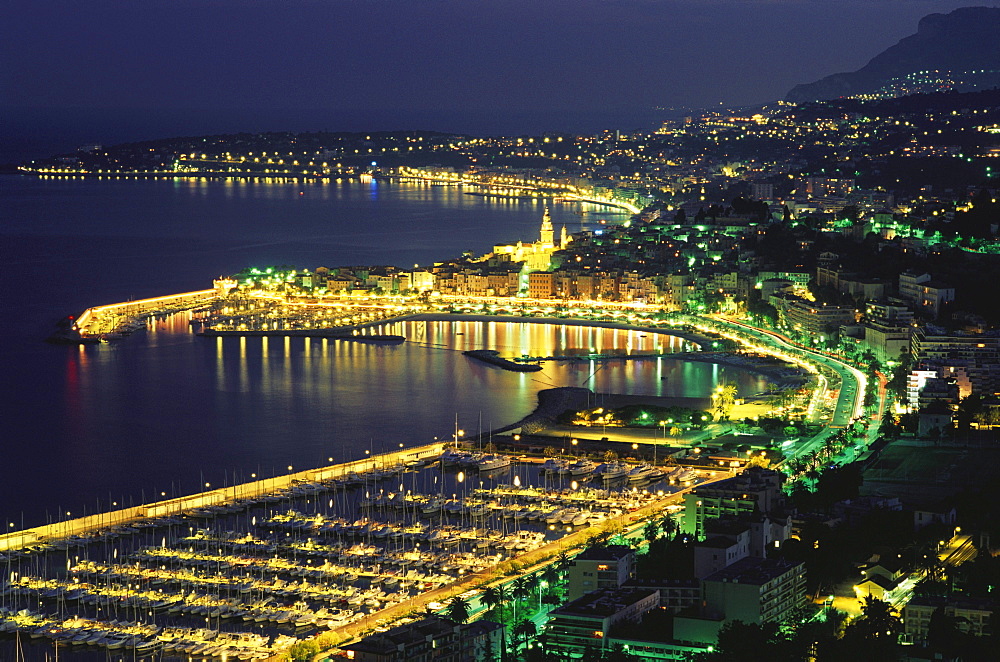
[683,316,868,461]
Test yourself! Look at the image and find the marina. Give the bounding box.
[0,447,711,660]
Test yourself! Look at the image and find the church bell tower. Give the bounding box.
[540,207,554,247]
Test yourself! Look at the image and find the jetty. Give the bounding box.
[463,349,542,372]
[0,442,725,659]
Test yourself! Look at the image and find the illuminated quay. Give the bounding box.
[0,441,716,660]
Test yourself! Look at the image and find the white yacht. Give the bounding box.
[475,454,512,471]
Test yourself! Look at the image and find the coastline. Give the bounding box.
[382,312,711,348]
[378,312,804,384]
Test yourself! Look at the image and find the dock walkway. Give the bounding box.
[0,443,444,552]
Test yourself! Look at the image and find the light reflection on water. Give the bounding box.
[38,317,771,530]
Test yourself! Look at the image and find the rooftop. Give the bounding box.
[574,545,635,562]
[552,588,659,618]
[340,615,502,655]
[703,557,803,586]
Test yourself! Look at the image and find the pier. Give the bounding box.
[463,349,542,372]
[0,442,729,659]
[74,284,229,339]
[0,443,443,553]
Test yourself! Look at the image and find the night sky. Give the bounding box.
[4,0,999,141]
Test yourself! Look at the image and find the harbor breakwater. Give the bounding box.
[0,443,444,553]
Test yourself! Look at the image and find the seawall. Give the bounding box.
[0,442,444,552]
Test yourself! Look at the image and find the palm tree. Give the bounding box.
[512,576,531,621]
[658,515,677,538]
[445,595,470,623]
[541,564,559,588]
[520,573,540,612]
[482,585,500,613]
[513,619,537,650]
[482,584,507,619]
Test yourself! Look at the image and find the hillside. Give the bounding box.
[786,6,1000,102]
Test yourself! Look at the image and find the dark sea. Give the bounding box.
[0,173,776,661]
[0,175,765,530]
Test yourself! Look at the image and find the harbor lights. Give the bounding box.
[571,438,578,456]
[513,475,521,488]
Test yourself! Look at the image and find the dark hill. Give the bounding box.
[786,6,1000,102]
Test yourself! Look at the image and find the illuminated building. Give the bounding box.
[566,545,636,601]
[491,207,571,272]
[338,615,504,661]
[545,588,659,658]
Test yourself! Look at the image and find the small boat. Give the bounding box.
[541,458,567,474]
[597,462,628,481]
[475,454,512,472]
[627,464,656,482]
[568,460,597,476]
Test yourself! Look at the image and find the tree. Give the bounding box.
[927,605,962,654]
[483,584,508,617]
[659,514,677,538]
[541,563,560,589]
[513,619,537,650]
[512,576,532,622]
[446,596,471,623]
[713,383,738,420]
[691,620,794,662]
[289,640,321,661]
[835,596,902,661]
[957,394,985,431]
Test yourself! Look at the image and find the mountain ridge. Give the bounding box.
[786,6,1000,102]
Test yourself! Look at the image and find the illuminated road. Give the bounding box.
[680,316,869,461]
[724,319,866,426]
